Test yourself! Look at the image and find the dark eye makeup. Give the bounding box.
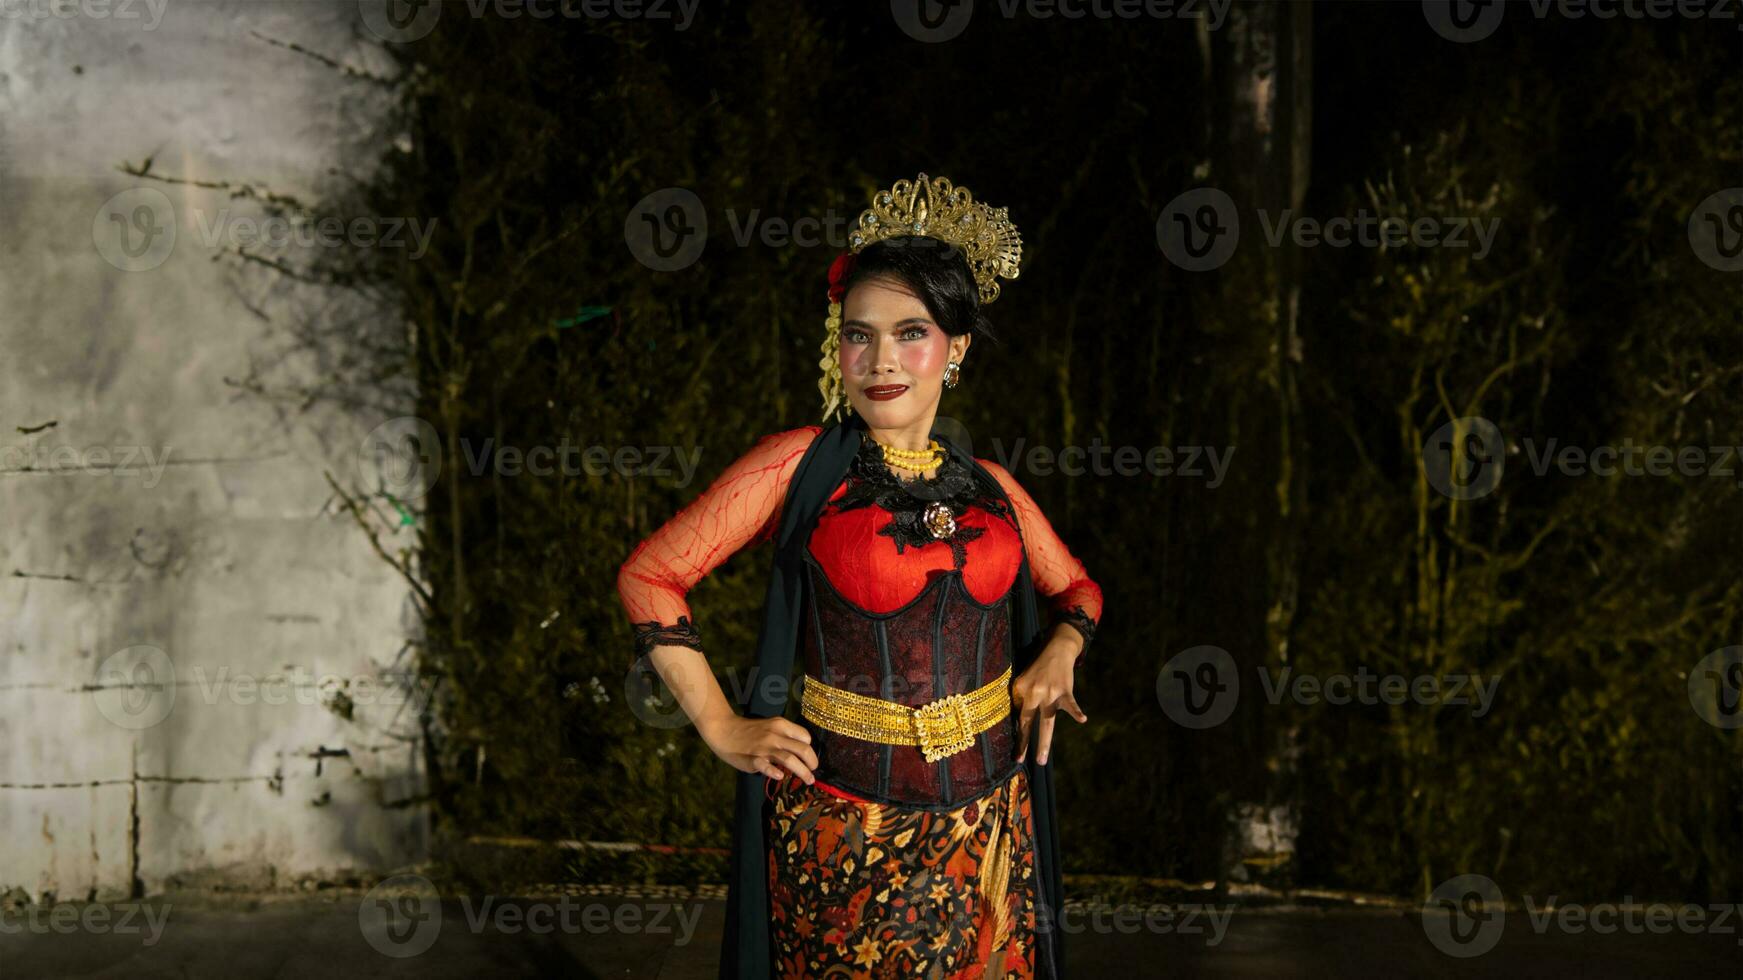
[844,325,930,343]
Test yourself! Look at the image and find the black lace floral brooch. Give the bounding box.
[826,438,1015,569]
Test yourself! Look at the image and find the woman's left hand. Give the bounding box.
[1011,630,1087,765]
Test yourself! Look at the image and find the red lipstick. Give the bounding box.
[864,384,908,401]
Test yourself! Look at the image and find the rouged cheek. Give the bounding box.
[840,344,872,375]
[905,335,952,378]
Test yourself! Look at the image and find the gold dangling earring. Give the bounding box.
[943,360,962,389]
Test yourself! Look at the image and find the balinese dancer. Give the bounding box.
[617,173,1102,978]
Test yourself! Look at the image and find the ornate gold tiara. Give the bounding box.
[847,172,1023,305]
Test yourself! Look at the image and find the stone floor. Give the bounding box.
[1,890,1738,978]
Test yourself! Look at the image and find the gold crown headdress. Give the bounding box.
[818,173,1022,423]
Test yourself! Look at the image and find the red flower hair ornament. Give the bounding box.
[817,249,858,423]
[825,249,857,304]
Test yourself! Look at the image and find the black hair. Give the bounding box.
[838,235,997,344]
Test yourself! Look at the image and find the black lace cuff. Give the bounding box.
[1053,606,1096,665]
[631,615,704,661]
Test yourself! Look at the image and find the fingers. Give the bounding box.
[1014,688,1088,765]
[749,754,816,786]
[771,717,813,746]
[779,733,820,771]
[1014,703,1037,763]
[1060,691,1088,724]
[766,720,818,770]
[1036,703,1056,765]
[773,749,815,784]
[743,715,821,785]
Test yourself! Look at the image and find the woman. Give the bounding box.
[616,174,1102,978]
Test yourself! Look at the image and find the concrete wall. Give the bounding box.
[0,0,426,901]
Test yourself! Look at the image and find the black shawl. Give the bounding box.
[719,412,1066,978]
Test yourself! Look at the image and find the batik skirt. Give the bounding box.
[765,765,1041,978]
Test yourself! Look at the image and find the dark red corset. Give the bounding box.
[798,513,1025,808]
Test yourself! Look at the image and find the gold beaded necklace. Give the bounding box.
[875,438,944,475]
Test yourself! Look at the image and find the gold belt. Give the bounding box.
[799,665,1013,763]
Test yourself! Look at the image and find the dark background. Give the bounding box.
[284,0,1741,905]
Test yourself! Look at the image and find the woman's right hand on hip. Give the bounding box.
[702,715,818,784]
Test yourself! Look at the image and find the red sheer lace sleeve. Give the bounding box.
[982,460,1103,666]
[616,425,823,663]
